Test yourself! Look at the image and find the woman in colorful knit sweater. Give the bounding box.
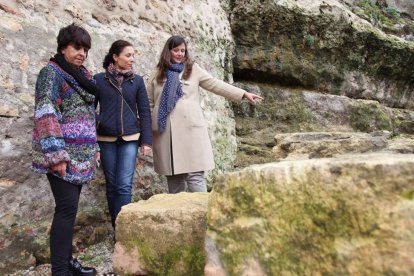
[32,24,98,276]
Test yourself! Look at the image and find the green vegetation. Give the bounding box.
[210,172,381,275]
[304,34,315,47]
[402,189,414,200]
[209,158,413,274]
[122,237,206,276]
[350,101,392,132]
[355,0,399,27]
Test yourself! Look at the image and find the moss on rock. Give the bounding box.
[208,153,414,274]
[350,100,392,131]
[229,0,414,109]
[114,193,209,275]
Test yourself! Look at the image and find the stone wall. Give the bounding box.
[0,0,240,273]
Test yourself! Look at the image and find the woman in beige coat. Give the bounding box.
[147,35,262,193]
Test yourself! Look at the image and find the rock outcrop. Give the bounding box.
[272,131,390,159]
[228,0,414,109]
[207,153,414,275]
[1,0,414,274]
[233,82,414,167]
[113,192,209,275]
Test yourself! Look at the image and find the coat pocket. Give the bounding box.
[186,103,206,127]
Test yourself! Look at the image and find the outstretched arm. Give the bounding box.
[197,63,263,104]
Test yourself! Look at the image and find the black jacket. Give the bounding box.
[94,72,152,146]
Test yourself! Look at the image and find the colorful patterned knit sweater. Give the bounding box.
[32,61,99,185]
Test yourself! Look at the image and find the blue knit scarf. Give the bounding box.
[158,63,184,133]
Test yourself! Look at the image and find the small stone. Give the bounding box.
[0,104,19,117]
[0,3,25,17]
[0,17,23,32]
[92,13,110,24]
[0,179,16,188]
[19,53,29,72]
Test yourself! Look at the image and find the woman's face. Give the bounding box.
[170,43,186,64]
[113,46,135,70]
[61,43,88,68]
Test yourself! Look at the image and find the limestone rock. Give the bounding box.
[386,0,414,19]
[229,0,414,109]
[0,3,25,17]
[233,83,414,167]
[272,131,390,160]
[208,153,414,275]
[0,104,19,117]
[388,134,414,153]
[113,192,209,275]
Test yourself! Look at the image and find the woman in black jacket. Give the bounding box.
[95,40,152,230]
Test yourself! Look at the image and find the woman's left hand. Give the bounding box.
[243,92,264,105]
[140,145,152,156]
[95,152,100,168]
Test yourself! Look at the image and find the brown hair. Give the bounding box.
[156,35,193,84]
[103,40,133,69]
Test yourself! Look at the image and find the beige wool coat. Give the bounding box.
[147,63,245,175]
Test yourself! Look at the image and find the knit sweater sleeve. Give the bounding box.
[34,66,70,167]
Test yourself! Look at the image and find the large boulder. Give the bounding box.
[228,0,414,109]
[113,192,209,275]
[207,153,414,275]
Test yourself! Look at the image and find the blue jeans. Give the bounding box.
[99,140,138,228]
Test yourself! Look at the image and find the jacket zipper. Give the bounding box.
[108,79,124,136]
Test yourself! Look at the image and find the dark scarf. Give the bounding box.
[158,63,184,133]
[107,63,134,86]
[51,53,98,103]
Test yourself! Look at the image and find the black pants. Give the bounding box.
[47,174,82,276]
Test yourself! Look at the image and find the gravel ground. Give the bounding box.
[9,237,115,276]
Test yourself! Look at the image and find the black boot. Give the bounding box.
[69,258,97,276]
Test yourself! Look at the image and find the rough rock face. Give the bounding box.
[207,153,414,275]
[113,192,209,275]
[233,82,414,167]
[272,131,390,159]
[0,0,240,273]
[228,0,414,109]
[386,0,414,19]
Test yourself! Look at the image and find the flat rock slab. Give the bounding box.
[273,131,391,159]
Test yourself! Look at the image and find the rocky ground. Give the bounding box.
[9,237,114,276]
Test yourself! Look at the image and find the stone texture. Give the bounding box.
[0,104,19,117]
[272,131,390,160]
[228,0,414,109]
[207,153,414,275]
[233,82,414,167]
[386,0,414,19]
[113,192,209,275]
[388,134,414,153]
